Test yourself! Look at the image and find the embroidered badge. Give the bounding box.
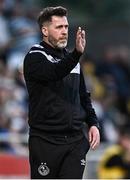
[38,162,50,176]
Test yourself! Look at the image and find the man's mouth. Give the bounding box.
[59,39,67,43]
[60,37,67,40]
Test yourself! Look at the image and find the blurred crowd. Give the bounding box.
[0,0,130,156]
[81,45,130,142]
[0,0,40,155]
[97,123,130,179]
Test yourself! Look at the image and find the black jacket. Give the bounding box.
[23,41,99,138]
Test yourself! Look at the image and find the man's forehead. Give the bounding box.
[51,15,68,24]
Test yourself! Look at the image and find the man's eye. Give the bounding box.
[55,25,68,29]
[56,26,62,29]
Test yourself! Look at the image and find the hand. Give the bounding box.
[88,126,100,150]
[76,27,86,53]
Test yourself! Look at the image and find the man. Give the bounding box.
[23,6,100,179]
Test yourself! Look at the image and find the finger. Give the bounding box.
[90,135,100,150]
[90,138,96,149]
[91,140,99,150]
[81,30,85,39]
[90,133,99,147]
[76,27,82,38]
[78,26,81,33]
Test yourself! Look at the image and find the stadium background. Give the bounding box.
[0,0,130,178]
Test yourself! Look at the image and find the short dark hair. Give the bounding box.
[37,6,67,29]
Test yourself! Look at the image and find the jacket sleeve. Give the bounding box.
[24,49,82,82]
[79,69,100,129]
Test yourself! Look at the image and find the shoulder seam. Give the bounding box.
[29,50,58,63]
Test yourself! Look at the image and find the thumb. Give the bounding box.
[77,27,81,35]
[76,27,82,40]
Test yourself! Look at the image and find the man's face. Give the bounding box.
[42,16,69,49]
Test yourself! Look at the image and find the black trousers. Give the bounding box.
[29,135,90,179]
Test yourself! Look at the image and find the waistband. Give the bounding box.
[29,127,83,138]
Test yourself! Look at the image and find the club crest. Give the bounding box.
[38,162,50,176]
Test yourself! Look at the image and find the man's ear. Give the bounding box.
[42,26,48,37]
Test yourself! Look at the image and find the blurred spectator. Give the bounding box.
[96,46,130,114]
[0,58,28,154]
[93,45,130,142]
[0,0,11,64]
[7,1,40,70]
[0,111,13,152]
[97,123,130,179]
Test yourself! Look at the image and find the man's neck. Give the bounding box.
[40,41,65,58]
[43,39,55,49]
